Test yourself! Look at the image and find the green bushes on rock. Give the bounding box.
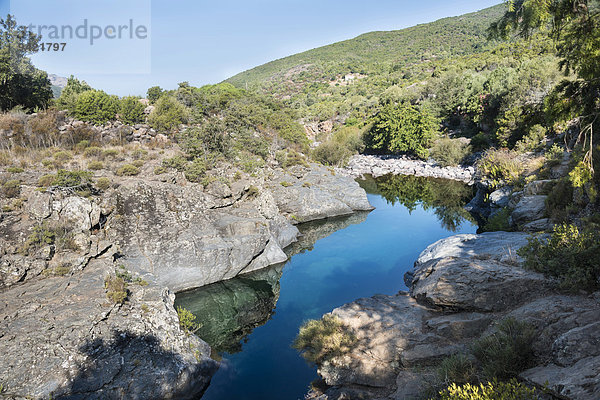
[292,314,357,365]
[116,164,140,176]
[519,223,600,291]
[105,275,128,304]
[437,353,476,386]
[472,318,536,380]
[176,306,201,334]
[477,149,524,189]
[52,169,93,188]
[1,179,21,198]
[438,379,538,400]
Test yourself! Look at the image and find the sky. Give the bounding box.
[1,0,501,96]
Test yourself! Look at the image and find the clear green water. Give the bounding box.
[175,175,477,400]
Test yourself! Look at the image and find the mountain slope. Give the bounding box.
[226,4,504,91]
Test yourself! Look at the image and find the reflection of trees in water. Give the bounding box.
[368,174,476,231]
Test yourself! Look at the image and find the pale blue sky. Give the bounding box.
[1,0,501,96]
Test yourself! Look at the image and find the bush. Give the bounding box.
[292,314,357,364]
[162,155,188,171]
[83,146,103,158]
[87,161,104,170]
[544,144,564,167]
[2,179,21,198]
[437,353,476,385]
[180,121,231,159]
[184,159,207,182]
[119,96,146,125]
[546,178,574,222]
[276,149,309,168]
[472,318,536,380]
[430,137,472,166]
[52,169,93,188]
[75,90,119,125]
[6,166,24,173]
[312,141,352,166]
[515,125,546,153]
[176,306,201,334]
[519,223,600,291]
[477,149,524,189]
[116,164,140,176]
[439,379,538,400]
[26,109,62,148]
[105,276,128,304]
[37,174,54,187]
[481,207,513,232]
[148,96,187,133]
[95,177,111,190]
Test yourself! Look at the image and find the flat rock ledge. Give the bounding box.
[309,232,600,400]
[339,154,476,183]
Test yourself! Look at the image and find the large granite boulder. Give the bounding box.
[511,195,547,225]
[410,257,552,312]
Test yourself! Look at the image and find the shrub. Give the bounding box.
[105,276,128,304]
[146,86,164,104]
[37,174,54,187]
[176,306,201,334]
[481,207,512,232]
[184,159,206,182]
[52,169,93,188]
[546,178,574,222]
[95,177,111,191]
[162,155,188,171]
[116,164,140,176]
[119,96,146,125]
[472,318,536,380]
[132,160,145,168]
[280,181,293,187]
[83,146,103,158]
[430,137,472,166]
[75,90,119,125]
[292,314,357,364]
[236,150,265,173]
[87,161,104,170]
[437,353,476,385]
[154,166,167,175]
[439,379,538,400]
[6,166,23,173]
[64,125,97,149]
[519,223,600,291]
[544,144,563,167]
[180,122,231,159]
[515,125,546,153]
[477,149,524,189]
[312,141,352,166]
[53,150,72,162]
[276,149,309,168]
[102,149,119,159]
[22,224,56,253]
[2,179,21,198]
[148,96,187,133]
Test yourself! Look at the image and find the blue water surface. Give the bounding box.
[180,179,477,400]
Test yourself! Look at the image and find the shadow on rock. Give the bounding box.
[54,330,217,400]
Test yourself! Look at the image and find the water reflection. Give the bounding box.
[359,174,476,231]
[175,211,370,354]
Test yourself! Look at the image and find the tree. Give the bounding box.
[119,96,146,125]
[490,0,600,173]
[54,75,93,113]
[146,86,163,104]
[0,14,52,111]
[74,90,119,125]
[365,103,438,159]
[147,96,188,133]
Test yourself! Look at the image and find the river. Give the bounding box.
[175,175,478,400]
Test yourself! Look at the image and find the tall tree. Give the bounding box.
[0,14,52,111]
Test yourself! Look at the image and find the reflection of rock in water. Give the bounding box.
[286,211,370,256]
[175,265,283,354]
[174,211,371,355]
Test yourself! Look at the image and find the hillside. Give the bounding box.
[226,4,504,93]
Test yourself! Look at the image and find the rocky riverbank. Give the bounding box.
[0,162,372,398]
[339,154,476,183]
[307,232,600,400]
